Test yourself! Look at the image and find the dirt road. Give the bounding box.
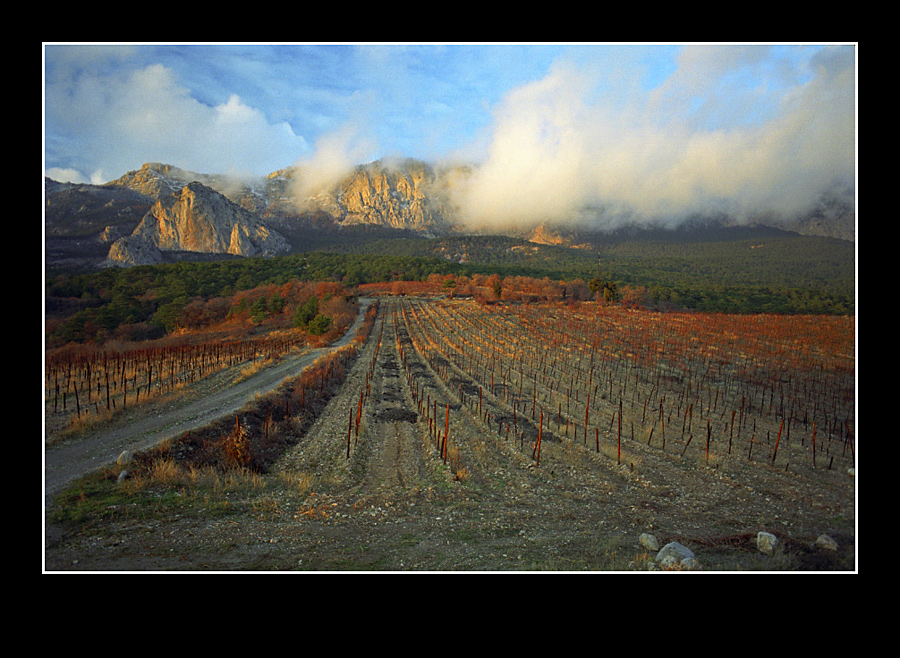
[44,297,856,571]
[43,299,373,503]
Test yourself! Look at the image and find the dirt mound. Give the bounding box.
[375,409,419,423]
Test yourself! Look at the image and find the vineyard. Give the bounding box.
[45,295,856,571]
[45,332,305,429]
[394,298,855,477]
[44,279,359,441]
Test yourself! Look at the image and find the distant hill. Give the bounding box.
[44,159,855,317]
[44,158,854,270]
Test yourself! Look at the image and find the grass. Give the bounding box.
[47,458,854,571]
[47,455,272,533]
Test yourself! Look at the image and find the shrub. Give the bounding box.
[307,314,332,336]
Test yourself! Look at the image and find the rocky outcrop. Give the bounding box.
[106,234,164,266]
[110,162,194,199]
[337,161,436,232]
[109,160,460,236]
[106,181,289,266]
[304,159,455,234]
[524,223,594,250]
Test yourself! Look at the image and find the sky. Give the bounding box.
[43,42,857,230]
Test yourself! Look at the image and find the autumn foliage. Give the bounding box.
[395,296,854,474]
[45,280,359,430]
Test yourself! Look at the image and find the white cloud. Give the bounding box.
[452,45,855,230]
[44,168,89,184]
[289,120,378,205]
[45,58,310,183]
[451,63,599,229]
[44,44,855,231]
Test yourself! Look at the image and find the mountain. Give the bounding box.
[106,181,291,266]
[44,180,148,271]
[43,159,855,272]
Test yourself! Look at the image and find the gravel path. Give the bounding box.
[43,300,372,503]
[44,297,856,571]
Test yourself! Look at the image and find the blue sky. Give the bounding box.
[43,42,856,228]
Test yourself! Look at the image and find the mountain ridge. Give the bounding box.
[44,158,855,271]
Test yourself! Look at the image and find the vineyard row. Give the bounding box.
[392,298,855,475]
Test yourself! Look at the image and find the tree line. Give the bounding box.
[45,234,855,349]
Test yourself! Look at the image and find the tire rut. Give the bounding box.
[357,313,429,494]
[275,299,449,504]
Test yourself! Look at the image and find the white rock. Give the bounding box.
[757,531,778,555]
[815,534,839,551]
[656,541,695,565]
[639,533,659,551]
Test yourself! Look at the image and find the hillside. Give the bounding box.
[323,225,855,314]
[44,159,856,326]
[45,296,856,571]
[44,158,854,270]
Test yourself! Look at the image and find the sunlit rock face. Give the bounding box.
[107,181,289,265]
[334,160,446,232]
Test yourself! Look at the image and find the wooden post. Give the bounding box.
[617,399,622,465]
[812,421,817,468]
[729,410,735,454]
[443,403,450,463]
[585,394,590,443]
[705,418,711,466]
[347,406,352,459]
[771,419,784,466]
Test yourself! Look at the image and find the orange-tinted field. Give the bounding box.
[398,298,855,476]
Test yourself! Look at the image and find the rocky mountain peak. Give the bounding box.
[106,180,290,266]
[45,157,854,272]
[107,162,189,198]
[330,159,451,233]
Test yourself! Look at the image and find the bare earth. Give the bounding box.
[44,298,856,572]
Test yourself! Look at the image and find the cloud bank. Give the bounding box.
[44,44,855,232]
[448,45,856,231]
[44,50,310,184]
[288,113,378,205]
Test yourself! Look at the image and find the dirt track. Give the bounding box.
[43,300,373,504]
[44,297,856,571]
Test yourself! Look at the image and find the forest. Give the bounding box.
[44,225,857,572]
[44,225,855,350]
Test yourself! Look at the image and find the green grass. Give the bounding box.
[47,460,263,535]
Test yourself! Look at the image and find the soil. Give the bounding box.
[44,297,857,572]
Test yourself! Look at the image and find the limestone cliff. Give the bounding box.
[106,181,289,266]
[111,162,270,215]
[107,160,459,233]
[331,160,452,233]
[524,223,594,250]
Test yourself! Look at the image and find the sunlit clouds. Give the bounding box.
[44,43,856,230]
[289,120,378,205]
[44,50,309,184]
[451,46,855,230]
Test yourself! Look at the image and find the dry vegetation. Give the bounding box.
[44,295,856,572]
[44,280,358,441]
